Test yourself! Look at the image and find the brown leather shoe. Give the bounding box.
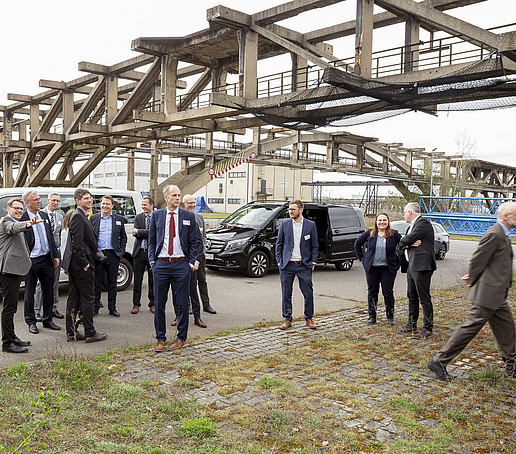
[85,332,107,343]
[280,320,292,330]
[194,318,207,328]
[149,306,155,314]
[67,332,86,342]
[131,306,139,314]
[306,319,317,329]
[169,339,185,351]
[171,317,178,326]
[155,340,166,352]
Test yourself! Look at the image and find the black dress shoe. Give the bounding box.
[43,321,62,331]
[428,360,454,381]
[367,317,376,324]
[85,332,107,343]
[399,324,418,334]
[28,324,39,334]
[52,310,65,319]
[413,328,433,339]
[203,304,217,314]
[13,337,31,347]
[2,343,28,353]
[109,309,120,317]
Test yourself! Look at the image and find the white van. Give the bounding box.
[0,187,143,291]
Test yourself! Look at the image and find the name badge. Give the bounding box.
[116,221,122,225]
[183,220,190,226]
[304,234,310,240]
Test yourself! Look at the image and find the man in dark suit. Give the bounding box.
[21,190,61,335]
[148,184,198,352]
[90,195,127,317]
[62,188,107,343]
[131,195,155,314]
[428,201,516,381]
[276,199,319,330]
[399,202,436,338]
[0,198,41,353]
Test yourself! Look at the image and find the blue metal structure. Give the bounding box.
[420,196,516,237]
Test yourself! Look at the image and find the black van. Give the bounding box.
[205,201,366,277]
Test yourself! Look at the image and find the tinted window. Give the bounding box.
[91,195,136,224]
[223,205,281,228]
[328,207,359,229]
[433,224,444,233]
[275,210,290,229]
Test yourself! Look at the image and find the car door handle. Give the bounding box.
[333,229,341,234]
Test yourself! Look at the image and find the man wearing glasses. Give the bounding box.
[276,199,319,330]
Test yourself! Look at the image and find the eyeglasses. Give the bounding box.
[10,206,23,211]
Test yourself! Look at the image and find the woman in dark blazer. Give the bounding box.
[354,213,402,325]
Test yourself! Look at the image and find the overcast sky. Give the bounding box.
[1,0,515,167]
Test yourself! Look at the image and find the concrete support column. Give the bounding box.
[354,0,374,77]
[356,145,364,171]
[162,55,178,114]
[106,75,119,124]
[291,53,308,91]
[326,141,334,166]
[30,104,40,142]
[150,141,159,204]
[237,29,258,98]
[127,149,135,191]
[2,112,14,187]
[63,91,74,132]
[212,66,228,93]
[404,18,420,73]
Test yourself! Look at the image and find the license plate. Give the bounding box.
[205,253,214,260]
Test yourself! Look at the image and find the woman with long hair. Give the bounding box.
[354,213,402,325]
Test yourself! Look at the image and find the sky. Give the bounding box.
[1,0,515,171]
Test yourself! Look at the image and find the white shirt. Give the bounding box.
[290,217,303,262]
[158,208,185,258]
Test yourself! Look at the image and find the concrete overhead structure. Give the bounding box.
[1,0,515,204]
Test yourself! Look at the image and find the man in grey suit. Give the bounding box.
[428,201,516,381]
[0,198,41,353]
[34,193,64,320]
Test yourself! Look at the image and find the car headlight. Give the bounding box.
[225,238,248,251]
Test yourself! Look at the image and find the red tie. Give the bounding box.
[168,212,176,256]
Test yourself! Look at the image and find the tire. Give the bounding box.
[117,257,133,291]
[436,243,447,260]
[246,250,270,278]
[334,259,353,271]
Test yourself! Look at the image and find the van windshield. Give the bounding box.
[222,205,281,228]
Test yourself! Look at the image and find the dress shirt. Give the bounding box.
[158,208,185,258]
[28,211,49,258]
[497,220,511,238]
[404,214,421,261]
[98,214,114,250]
[290,218,303,262]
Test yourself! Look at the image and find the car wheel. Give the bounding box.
[246,250,270,278]
[436,243,447,260]
[335,259,353,271]
[117,258,133,291]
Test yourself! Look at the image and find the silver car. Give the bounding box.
[391,220,450,260]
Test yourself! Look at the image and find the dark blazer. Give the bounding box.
[90,212,127,258]
[275,218,318,270]
[399,216,436,272]
[467,222,513,309]
[132,212,151,257]
[62,208,98,272]
[354,229,402,274]
[148,207,198,266]
[20,210,59,262]
[0,216,32,276]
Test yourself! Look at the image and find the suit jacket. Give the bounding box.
[132,212,151,257]
[275,218,318,270]
[62,208,98,273]
[148,207,198,266]
[354,229,402,275]
[20,210,59,262]
[467,222,513,309]
[0,216,32,276]
[90,212,127,258]
[42,206,63,253]
[194,212,206,257]
[399,215,436,272]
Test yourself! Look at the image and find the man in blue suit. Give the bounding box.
[148,184,198,352]
[90,195,127,317]
[276,199,319,330]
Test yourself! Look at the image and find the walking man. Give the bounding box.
[131,195,155,314]
[398,202,436,338]
[90,195,127,317]
[0,198,40,353]
[62,188,107,343]
[21,190,61,334]
[149,184,198,352]
[428,201,516,381]
[276,199,319,330]
[34,193,64,320]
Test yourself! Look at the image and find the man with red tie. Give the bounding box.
[148,185,198,352]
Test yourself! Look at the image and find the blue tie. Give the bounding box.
[36,217,49,254]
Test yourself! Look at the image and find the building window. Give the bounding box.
[135,172,150,177]
[228,198,240,204]
[208,198,224,204]
[105,172,115,177]
[229,172,246,178]
[94,173,103,178]
[117,172,127,176]
[158,173,169,178]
